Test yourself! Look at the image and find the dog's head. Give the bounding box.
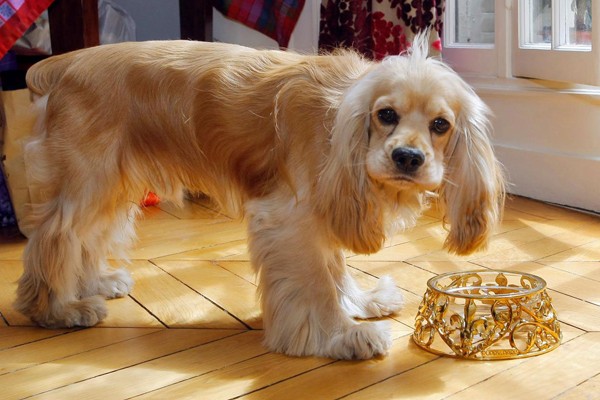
[316,33,505,255]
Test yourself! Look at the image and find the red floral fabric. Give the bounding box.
[319,0,444,60]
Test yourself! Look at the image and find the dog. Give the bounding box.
[14,33,504,360]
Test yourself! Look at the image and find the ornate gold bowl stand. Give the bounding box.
[413,270,562,360]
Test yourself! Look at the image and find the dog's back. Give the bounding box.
[25,41,369,213]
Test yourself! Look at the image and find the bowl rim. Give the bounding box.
[426,269,547,300]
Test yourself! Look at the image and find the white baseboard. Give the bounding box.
[495,144,600,213]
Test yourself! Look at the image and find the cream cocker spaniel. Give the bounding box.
[15,34,505,360]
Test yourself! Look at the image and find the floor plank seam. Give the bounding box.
[227,358,340,400]
[214,261,259,286]
[546,288,600,309]
[148,238,248,262]
[2,328,160,376]
[146,259,255,330]
[0,327,81,352]
[0,310,10,326]
[334,356,441,400]
[21,330,244,399]
[126,294,169,328]
[127,339,270,399]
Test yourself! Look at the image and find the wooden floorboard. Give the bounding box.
[0,195,598,399]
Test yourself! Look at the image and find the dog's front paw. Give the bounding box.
[99,268,133,299]
[329,321,392,359]
[342,275,404,319]
[365,275,404,317]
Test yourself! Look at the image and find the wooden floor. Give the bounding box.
[0,195,599,399]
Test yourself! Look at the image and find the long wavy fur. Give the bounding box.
[15,33,504,360]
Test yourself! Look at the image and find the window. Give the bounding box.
[442,0,600,213]
[519,0,591,48]
[442,0,498,75]
[514,0,599,85]
[444,0,599,85]
[448,0,495,45]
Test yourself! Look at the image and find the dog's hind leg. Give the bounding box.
[15,198,106,328]
[79,203,138,300]
[14,159,138,328]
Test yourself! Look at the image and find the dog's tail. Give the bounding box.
[26,52,75,96]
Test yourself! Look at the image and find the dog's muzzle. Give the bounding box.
[391,147,425,174]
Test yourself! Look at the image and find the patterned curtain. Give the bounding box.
[215,0,306,48]
[319,0,444,60]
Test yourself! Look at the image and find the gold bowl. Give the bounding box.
[413,270,561,360]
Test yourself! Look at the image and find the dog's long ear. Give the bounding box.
[314,77,386,255]
[439,87,505,255]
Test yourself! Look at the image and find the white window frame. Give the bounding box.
[513,0,600,86]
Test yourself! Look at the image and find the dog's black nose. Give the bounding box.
[391,147,425,173]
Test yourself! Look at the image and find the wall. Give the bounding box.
[112,0,318,52]
[112,0,180,40]
[471,78,600,212]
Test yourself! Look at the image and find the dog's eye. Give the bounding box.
[377,108,399,125]
[431,118,451,135]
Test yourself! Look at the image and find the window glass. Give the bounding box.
[559,0,591,47]
[455,0,495,44]
[522,0,552,47]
